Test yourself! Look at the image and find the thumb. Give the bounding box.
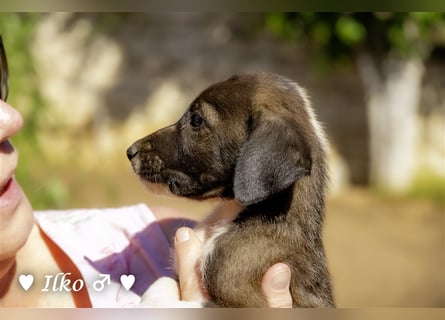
[261,263,293,308]
[174,227,205,302]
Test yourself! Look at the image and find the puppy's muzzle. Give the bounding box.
[127,140,166,178]
[126,140,153,161]
[126,144,139,161]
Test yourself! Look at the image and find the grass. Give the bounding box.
[408,171,445,209]
[371,171,445,209]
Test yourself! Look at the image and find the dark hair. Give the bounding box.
[0,34,9,102]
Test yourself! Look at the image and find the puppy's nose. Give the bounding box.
[126,145,139,160]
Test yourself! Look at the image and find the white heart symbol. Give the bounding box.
[19,274,34,291]
[120,274,135,291]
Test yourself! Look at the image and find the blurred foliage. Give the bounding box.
[265,12,445,203]
[0,13,69,209]
[408,171,445,209]
[372,171,445,209]
[265,12,445,71]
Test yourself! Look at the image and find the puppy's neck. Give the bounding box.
[233,186,295,224]
[197,199,245,229]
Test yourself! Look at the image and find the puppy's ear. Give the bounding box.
[234,114,311,205]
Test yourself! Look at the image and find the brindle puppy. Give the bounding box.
[127,72,335,307]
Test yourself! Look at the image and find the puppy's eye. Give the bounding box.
[191,113,204,127]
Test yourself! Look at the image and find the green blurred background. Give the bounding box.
[0,13,444,307]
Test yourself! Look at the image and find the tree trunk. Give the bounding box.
[356,53,424,191]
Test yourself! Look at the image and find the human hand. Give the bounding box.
[140,227,292,308]
[260,262,293,308]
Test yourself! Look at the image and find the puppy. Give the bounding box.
[127,72,335,307]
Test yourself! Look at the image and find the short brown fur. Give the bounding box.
[127,73,335,307]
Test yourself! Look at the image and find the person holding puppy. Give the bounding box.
[0,34,292,308]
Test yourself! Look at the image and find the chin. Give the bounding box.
[140,179,172,196]
[0,194,34,260]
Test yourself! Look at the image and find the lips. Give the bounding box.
[0,176,12,196]
[0,138,24,213]
[0,175,23,214]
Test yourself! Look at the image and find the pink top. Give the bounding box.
[33,204,175,307]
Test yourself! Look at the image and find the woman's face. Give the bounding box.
[0,99,33,261]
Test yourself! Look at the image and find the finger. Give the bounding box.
[139,276,203,308]
[262,263,293,308]
[139,276,180,307]
[175,227,205,302]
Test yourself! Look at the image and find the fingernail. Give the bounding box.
[176,228,190,243]
[271,266,291,291]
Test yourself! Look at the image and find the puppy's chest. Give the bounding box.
[195,200,245,235]
[193,200,245,272]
